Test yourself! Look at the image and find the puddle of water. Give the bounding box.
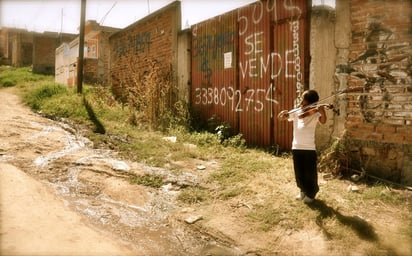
[75,154,131,172]
[34,134,88,167]
[98,195,148,213]
[26,124,60,141]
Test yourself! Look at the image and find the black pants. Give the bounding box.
[292,149,319,199]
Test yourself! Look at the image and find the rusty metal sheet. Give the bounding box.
[272,0,309,150]
[190,0,309,149]
[191,10,239,131]
[237,0,273,146]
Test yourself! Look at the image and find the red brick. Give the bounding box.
[376,125,397,134]
[396,126,412,135]
[358,123,375,132]
[383,133,405,143]
[366,132,383,140]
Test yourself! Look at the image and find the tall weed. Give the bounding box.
[23,82,68,110]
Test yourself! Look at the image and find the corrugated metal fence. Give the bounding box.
[191,0,309,150]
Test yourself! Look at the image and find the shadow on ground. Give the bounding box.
[309,199,378,241]
[83,96,106,134]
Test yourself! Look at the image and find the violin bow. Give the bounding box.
[287,87,363,115]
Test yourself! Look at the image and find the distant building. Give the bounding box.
[0,27,76,74]
[33,32,77,75]
[0,27,33,67]
[55,20,120,86]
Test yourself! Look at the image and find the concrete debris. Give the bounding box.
[347,184,360,192]
[109,159,130,171]
[161,183,180,192]
[197,165,206,170]
[162,136,177,143]
[184,215,203,224]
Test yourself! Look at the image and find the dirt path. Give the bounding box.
[0,162,136,256]
[0,88,219,256]
[1,87,411,256]
[0,89,136,255]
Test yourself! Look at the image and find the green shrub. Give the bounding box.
[0,78,17,87]
[24,83,68,110]
[130,174,165,188]
[0,66,49,87]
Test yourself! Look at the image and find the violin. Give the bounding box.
[291,103,334,118]
[277,87,365,121]
[297,103,334,118]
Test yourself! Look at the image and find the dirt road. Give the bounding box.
[0,162,136,256]
[0,88,235,256]
[2,86,411,256]
[0,89,137,255]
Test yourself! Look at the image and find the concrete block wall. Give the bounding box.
[1,27,75,73]
[340,0,412,185]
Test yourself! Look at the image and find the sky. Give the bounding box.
[0,0,335,34]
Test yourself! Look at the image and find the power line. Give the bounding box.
[99,1,117,26]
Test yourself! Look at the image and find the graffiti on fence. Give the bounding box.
[192,31,236,85]
[193,83,278,113]
[192,32,235,59]
[193,1,306,112]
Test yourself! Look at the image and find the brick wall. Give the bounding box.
[344,0,412,185]
[33,35,56,74]
[109,1,181,100]
[9,29,33,67]
[33,33,76,75]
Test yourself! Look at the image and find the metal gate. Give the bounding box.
[191,0,309,150]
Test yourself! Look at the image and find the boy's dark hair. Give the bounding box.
[302,90,319,104]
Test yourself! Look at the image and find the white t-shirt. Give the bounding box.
[288,111,320,150]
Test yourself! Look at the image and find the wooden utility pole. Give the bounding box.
[77,0,86,94]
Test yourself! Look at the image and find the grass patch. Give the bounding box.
[177,186,210,204]
[248,205,284,231]
[210,151,274,186]
[23,82,69,110]
[0,66,49,87]
[129,174,165,188]
[361,183,408,204]
[218,186,246,200]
